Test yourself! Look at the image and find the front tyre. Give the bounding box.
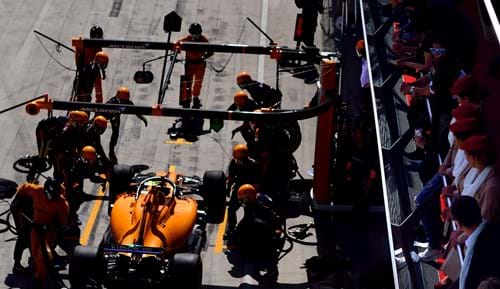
[203,170,226,224]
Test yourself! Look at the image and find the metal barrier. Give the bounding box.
[359,0,468,288]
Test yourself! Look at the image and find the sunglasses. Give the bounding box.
[430,47,447,55]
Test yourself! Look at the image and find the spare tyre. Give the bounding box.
[0,178,18,199]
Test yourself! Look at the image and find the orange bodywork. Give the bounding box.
[110,184,198,254]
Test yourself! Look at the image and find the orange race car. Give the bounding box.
[69,164,226,289]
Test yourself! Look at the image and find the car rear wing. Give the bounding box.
[103,244,165,256]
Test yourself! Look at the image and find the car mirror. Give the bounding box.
[134,70,154,84]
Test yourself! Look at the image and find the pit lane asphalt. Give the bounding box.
[0,0,324,288]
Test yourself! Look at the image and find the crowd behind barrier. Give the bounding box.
[360,0,500,288]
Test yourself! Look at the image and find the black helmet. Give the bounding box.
[90,25,104,39]
[189,23,202,35]
[44,178,62,201]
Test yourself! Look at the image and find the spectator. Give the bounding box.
[402,54,461,159]
[450,196,500,289]
[356,40,373,116]
[414,117,481,261]
[478,278,500,289]
[396,32,440,74]
[458,135,500,222]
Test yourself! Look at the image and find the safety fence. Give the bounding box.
[358,0,470,288]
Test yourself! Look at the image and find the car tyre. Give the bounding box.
[108,164,132,215]
[171,253,202,289]
[69,246,102,289]
[203,170,226,224]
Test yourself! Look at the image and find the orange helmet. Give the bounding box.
[94,51,109,67]
[93,115,107,129]
[237,184,257,202]
[81,146,97,162]
[236,71,252,86]
[355,40,365,57]
[69,110,89,122]
[233,90,249,107]
[233,144,249,159]
[116,86,130,101]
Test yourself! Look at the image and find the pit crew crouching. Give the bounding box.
[225,144,260,239]
[53,111,88,183]
[228,184,282,281]
[229,184,281,253]
[82,115,111,173]
[64,146,107,225]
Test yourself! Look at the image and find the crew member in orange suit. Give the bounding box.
[72,51,108,103]
[16,179,69,289]
[178,23,214,109]
[72,26,106,103]
[73,26,104,71]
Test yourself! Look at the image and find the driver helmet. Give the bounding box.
[90,25,104,39]
[44,178,63,201]
[237,184,257,203]
[189,23,202,40]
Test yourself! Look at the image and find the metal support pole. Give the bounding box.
[25,96,336,122]
[158,32,172,104]
[160,49,179,104]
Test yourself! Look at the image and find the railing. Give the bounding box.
[358,0,478,288]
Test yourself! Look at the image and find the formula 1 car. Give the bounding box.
[69,165,226,289]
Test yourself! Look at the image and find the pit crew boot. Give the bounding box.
[192,97,202,109]
[12,262,28,274]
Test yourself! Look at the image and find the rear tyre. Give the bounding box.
[171,253,202,289]
[0,178,18,199]
[108,164,132,215]
[203,170,226,224]
[69,246,102,289]
[274,121,302,153]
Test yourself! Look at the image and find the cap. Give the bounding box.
[452,104,481,120]
[460,135,491,153]
[356,40,365,51]
[451,74,477,96]
[450,118,481,134]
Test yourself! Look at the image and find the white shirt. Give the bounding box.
[459,220,487,289]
